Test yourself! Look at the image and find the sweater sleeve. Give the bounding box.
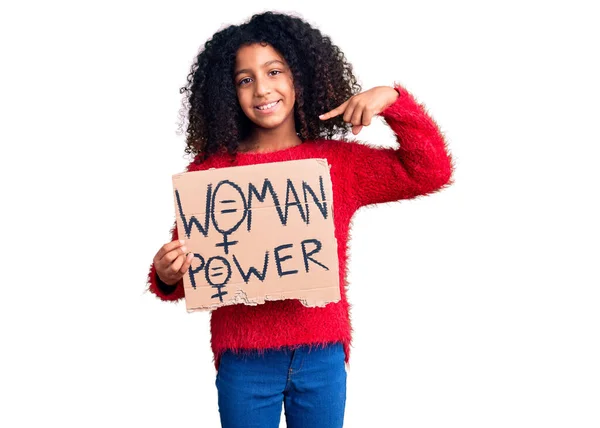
[347,85,453,209]
[146,222,186,301]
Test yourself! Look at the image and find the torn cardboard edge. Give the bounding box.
[186,285,341,312]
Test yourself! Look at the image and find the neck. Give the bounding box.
[240,123,302,154]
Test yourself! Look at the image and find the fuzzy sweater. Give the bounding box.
[146,85,453,369]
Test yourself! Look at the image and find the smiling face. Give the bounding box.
[234,43,296,132]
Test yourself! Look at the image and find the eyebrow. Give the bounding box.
[234,60,286,77]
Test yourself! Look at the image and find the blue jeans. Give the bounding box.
[216,342,347,428]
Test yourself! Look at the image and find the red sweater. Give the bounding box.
[146,85,453,369]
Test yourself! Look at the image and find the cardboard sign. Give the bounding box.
[172,158,341,312]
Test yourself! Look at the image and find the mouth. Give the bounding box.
[255,100,281,113]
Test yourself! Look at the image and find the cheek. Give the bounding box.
[286,80,296,103]
[237,90,251,111]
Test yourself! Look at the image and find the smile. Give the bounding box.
[255,100,281,112]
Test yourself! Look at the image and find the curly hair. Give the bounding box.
[178,11,361,161]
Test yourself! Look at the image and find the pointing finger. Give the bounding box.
[319,99,350,120]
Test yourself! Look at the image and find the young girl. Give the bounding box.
[147,11,453,428]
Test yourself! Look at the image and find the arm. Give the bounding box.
[146,222,186,301]
[347,85,454,209]
[145,156,207,302]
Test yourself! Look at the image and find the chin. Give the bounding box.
[245,105,294,130]
[250,115,285,129]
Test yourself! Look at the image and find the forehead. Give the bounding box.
[235,43,286,69]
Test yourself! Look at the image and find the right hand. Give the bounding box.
[154,239,194,285]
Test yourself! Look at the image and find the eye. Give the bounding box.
[238,77,252,86]
[268,70,282,77]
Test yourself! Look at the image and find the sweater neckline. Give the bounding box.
[235,141,311,158]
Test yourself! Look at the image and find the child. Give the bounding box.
[147,11,453,428]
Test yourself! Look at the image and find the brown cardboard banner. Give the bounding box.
[172,158,341,311]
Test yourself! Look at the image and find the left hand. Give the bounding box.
[319,86,399,135]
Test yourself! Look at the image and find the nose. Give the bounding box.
[254,76,271,97]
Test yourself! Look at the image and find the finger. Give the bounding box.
[169,253,186,275]
[179,253,194,274]
[155,239,186,262]
[362,108,375,127]
[350,103,364,126]
[342,101,356,124]
[156,247,187,277]
[319,99,350,120]
[319,103,346,120]
[161,244,189,268]
[352,125,363,135]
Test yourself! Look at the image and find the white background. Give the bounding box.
[1,0,599,427]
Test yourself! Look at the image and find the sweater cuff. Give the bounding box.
[147,261,184,301]
[379,84,407,117]
[155,272,179,295]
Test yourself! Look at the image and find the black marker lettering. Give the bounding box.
[274,243,298,277]
[205,256,232,302]
[232,251,269,283]
[301,239,329,272]
[175,185,212,238]
[302,176,328,223]
[188,253,206,289]
[285,179,307,224]
[211,180,247,254]
[247,179,285,230]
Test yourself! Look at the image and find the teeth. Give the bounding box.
[257,101,278,110]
